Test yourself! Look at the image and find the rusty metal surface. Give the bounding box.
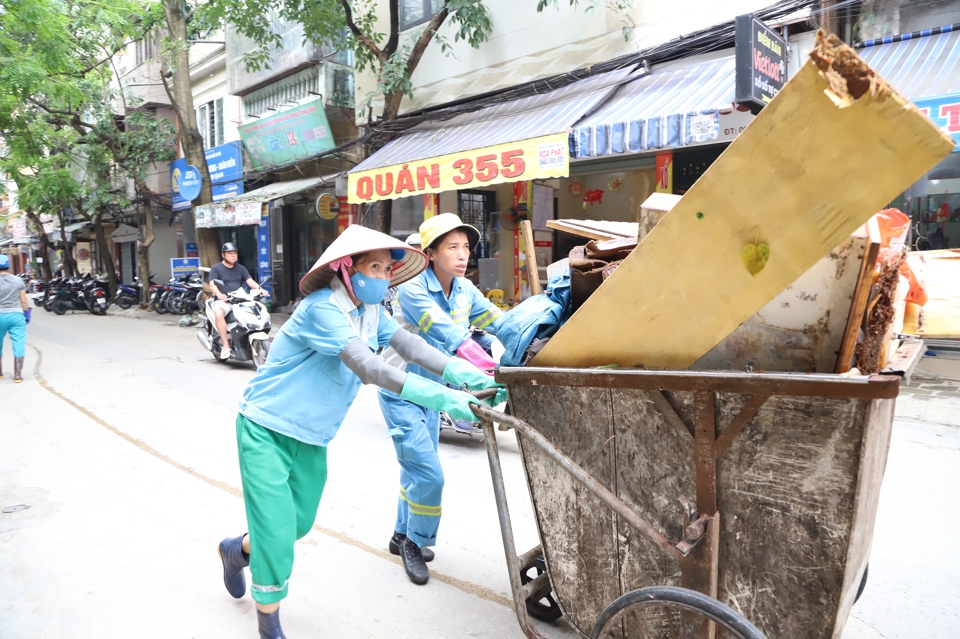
[494,380,897,639]
[495,366,901,399]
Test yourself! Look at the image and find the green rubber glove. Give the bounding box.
[400,374,482,422]
[483,387,509,407]
[442,357,504,392]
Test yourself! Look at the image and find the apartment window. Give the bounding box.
[400,0,444,30]
[196,97,225,150]
[135,38,156,66]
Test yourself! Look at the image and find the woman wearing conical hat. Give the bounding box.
[215,225,505,639]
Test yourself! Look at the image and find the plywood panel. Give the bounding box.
[534,34,954,370]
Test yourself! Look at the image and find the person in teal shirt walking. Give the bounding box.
[0,254,31,382]
[216,225,505,639]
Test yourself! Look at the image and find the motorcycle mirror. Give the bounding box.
[260,275,272,285]
[213,279,225,288]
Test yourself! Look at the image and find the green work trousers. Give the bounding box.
[236,414,328,605]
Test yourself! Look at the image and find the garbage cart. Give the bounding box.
[471,353,916,639]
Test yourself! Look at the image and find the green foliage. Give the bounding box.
[0,0,177,219]
[536,0,635,40]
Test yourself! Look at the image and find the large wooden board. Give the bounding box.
[534,34,954,369]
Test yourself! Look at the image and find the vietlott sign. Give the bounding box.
[735,14,786,114]
[348,133,569,204]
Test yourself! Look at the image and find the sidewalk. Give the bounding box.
[896,374,960,429]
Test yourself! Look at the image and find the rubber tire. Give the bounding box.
[43,296,53,312]
[589,586,767,639]
[53,300,68,316]
[520,556,563,622]
[154,293,169,314]
[116,294,135,310]
[252,340,271,368]
[89,302,103,315]
[855,564,869,604]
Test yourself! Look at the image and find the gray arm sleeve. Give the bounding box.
[388,328,450,378]
[338,338,407,394]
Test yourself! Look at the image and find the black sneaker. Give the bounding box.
[400,537,430,585]
[389,532,434,562]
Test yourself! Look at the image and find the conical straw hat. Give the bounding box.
[299,224,428,296]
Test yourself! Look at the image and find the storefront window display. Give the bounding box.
[903,152,960,251]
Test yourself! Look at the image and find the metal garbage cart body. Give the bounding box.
[476,365,905,639]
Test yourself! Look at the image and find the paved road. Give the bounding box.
[1,308,958,638]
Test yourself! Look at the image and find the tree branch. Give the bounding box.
[384,0,400,57]
[337,0,386,62]
[405,5,451,79]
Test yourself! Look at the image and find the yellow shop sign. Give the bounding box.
[348,132,570,204]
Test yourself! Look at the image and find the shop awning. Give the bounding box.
[347,67,637,203]
[227,175,335,204]
[570,57,738,158]
[112,224,139,243]
[858,26,960,100]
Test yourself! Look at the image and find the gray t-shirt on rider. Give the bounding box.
[0,274,26,313]
[209,262,251,295]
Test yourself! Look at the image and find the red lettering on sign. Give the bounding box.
[416,164,440,190]
[940,103,960,132]
[452,158,473,185]
[356,177,373,200]
[375,173,394,196]
[475,154,499,182]
[754,48,781,82]
[500,150,525,178]
[395,164,415,194]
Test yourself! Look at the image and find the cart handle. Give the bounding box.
[472,403,685,563]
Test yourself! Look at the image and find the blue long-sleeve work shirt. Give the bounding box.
[239,282,399,446]
[396,266,504,384]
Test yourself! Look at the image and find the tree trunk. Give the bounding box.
[375,199,393,235]
[135,180,156,307]
[24,209,53,281]
[163,0,219,268]
[93,210,118,297]
[57,210,79,277]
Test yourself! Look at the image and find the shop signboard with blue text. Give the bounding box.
[171,257,201,278]
[170,141,244,210]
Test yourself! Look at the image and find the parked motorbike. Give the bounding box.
[196,277,272,368]
[50,275,109,315]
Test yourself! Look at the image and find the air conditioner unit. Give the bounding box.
[322,62,355,109]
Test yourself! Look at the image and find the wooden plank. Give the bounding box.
[533,33,954,370]
[546,219,637,241]
[836,218,882,373]
[520,220,541,295]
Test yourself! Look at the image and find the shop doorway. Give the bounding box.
[217,226,258,278]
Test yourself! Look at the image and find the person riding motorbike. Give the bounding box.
[208,243,270,360]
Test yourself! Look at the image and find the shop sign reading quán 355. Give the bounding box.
[348,132,570,204]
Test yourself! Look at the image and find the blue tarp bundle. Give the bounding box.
[497,272,572,367]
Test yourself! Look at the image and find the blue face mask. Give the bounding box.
[349,271,390,305]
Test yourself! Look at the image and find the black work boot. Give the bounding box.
[257,608,287,639]
[400,537,430,585]
[218,534,249,598]
[389,532,434,562]
[0,358,4,378]
[13,356,24,383]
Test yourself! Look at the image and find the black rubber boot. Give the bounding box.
[400,537,430,585]
[0,358,4,378]
[218,534,249,598]
[257,608,287,639]
[389,532,434,562]
[13,356,24,383]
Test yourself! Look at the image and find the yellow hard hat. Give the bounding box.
[419,213,480,251]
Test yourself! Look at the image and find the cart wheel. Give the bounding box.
[855,564,869,604]
[520,556,563,622]
[589,586,767,639]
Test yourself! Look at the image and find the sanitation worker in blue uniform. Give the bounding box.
[379,213,506,585]
[216,224,505,639]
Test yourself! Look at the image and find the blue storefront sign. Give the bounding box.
[170,141,245,210]
[256,205,273,298]
[171,257,201,279]
[915,94,960,151]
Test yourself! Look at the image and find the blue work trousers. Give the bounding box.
[378,389,443,548]
[0,312,26,358]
